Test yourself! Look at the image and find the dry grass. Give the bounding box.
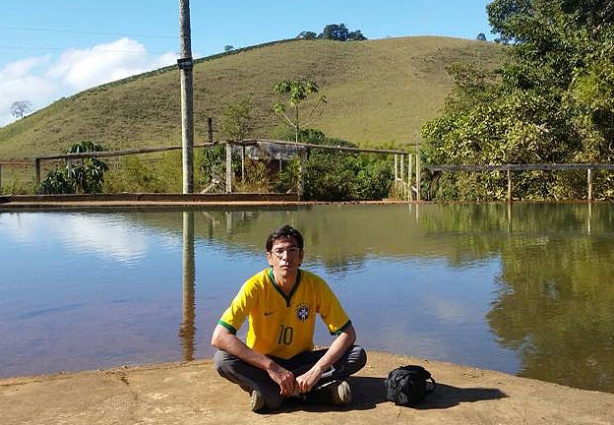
[0,36,503,159]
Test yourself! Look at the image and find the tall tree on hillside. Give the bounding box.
[273,79,327,143]
[10,100,31,119]
[319,24,350,41]
[296,31,317,40]
[348,30,367,41]
[317,24,367,41]
[298,24,367,41]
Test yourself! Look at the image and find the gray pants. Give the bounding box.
[213,345,367,409]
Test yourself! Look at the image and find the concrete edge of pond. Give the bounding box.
[1,194,604,210]
[1,351,613,425]
[0,193,417,209]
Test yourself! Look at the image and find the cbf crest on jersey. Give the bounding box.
[296,303,310,322]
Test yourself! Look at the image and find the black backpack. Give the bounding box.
[384,365,436,406]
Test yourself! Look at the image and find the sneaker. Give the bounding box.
[249,390,266,412]
[310,380,352,406]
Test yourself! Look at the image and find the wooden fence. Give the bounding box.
[1,140,414,198]
[424,163,614,201]
[7,137,609,201]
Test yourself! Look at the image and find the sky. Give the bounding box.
[0,0,494,126]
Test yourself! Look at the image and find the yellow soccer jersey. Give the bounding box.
[218,268,351,359]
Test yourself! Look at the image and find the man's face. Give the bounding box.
[266,237,303,278]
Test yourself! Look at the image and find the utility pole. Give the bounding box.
[178,0,194,193]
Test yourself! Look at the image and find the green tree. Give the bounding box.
[221,97,254,141]
[296,31,317,40]
[486,0,533,43]
[421,0,614,200]
[197,144,226,190]
[319,23,350,41]
[274,129,393,201]
[273,79,327,143]
[347,30,367,41]
[299,25,367,41]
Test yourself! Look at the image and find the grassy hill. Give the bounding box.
[0,36,503,159]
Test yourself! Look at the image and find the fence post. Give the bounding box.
[408,154,413,201]
[416,153,421,202]
[507,168,512,202]
[241,145,245,182]
[394,153,399,192]
[207,117,214,143]
[0,163,2,193]
[401,154,406,198]
[225,142,232,193]
[588,168,593,201]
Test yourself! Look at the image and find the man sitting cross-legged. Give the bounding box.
[211,225,367,412]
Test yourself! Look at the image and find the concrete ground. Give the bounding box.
[2,351,613,425]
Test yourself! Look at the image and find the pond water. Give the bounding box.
[1,203,613,393]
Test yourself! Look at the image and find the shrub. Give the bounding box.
[39,141,108,194]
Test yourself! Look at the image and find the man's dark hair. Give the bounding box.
[266,225,304,251]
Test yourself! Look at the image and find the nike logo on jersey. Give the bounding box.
[264,311,275,316]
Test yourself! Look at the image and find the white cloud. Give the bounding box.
[0,56,59,125]
[0,38,177,126]
[2,56,50,77]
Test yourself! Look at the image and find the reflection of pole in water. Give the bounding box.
[587,202,592,235]
[179,211,196,361]
[198,211,217,238]
[507,201,513,234]
[407,202,419,223]
[226,211,232,233]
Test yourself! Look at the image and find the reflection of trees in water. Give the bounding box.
[315,253,366,274]
[487,236,614,393]
[423,203,614,393]
[193,207,370,275]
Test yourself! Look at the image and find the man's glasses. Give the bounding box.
[270,246,301,259]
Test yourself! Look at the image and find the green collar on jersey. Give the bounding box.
[268,268,302,307]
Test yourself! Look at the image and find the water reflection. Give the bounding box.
[418,203,614,392]
[0,212,149,263]
[1,204,613,394]
[486,215,614,391]
[179,211,196,361]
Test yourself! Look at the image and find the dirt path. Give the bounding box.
[2,351,613,425]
